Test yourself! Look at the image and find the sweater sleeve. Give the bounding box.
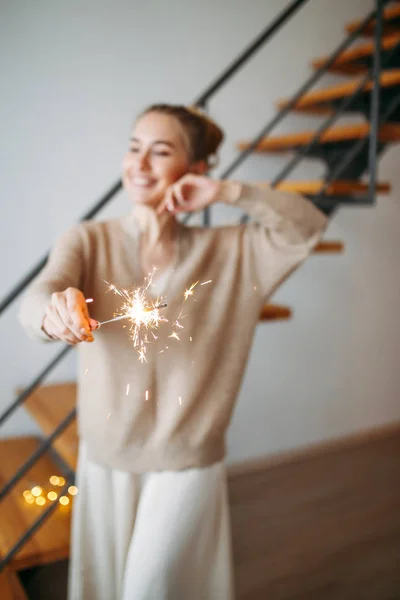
[19,224,86,342]
[228,183,328,298]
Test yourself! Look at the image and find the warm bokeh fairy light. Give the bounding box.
[22,476,78,507]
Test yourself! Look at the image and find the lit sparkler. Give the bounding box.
[88,269,212,361]
[97,268,169,362]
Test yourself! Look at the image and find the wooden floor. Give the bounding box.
[228,426,400,600]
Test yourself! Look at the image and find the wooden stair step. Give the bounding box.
[346,4,400,37]
[312,33,400,75]
[238,123,400,152]
[255,180,391,196]
[260,304,292,322]
[0,569,28,600]
[24,383,78,471]
[313,240,344,254]
[277,69,400,113]
[0,436,72,571]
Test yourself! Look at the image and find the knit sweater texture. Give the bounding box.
[19,184,327,472]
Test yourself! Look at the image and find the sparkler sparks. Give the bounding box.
[102,268,168,362]
[89,268,210,361]
[184,281,198,301]
[138,348,147,364]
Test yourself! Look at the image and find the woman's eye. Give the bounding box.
[153,151,171,157]
[129,147,139,153]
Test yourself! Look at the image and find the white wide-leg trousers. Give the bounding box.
[67,443,234,600]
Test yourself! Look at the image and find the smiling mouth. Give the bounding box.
[131,177,157,188]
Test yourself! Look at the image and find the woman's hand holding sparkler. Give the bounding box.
[42,287,99,344]
[157,174,242,215]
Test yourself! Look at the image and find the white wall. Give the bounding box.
[1,0,399,462]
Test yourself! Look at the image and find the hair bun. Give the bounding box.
[185,105,224,162]
[185,105,207,118]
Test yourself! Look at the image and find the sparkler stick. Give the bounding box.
[97,314,130,327]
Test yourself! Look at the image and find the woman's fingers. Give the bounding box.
[55,300,87,341]
[158,175,220,215]
[165,186,177,212]
[89,318,100,331]
[172,181,191,212]
[44,309,82,345]
[160,181,189,214]
[47,289,94,343]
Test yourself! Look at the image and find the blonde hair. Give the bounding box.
[138,103,224,169]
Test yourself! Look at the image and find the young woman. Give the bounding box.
[19,104,328,600]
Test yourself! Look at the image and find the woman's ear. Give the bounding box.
[189,160,208,176]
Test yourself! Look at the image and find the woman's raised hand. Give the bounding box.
[157,174,223,215]
[42,287,98,344]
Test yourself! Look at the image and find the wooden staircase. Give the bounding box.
[3,6,400,597]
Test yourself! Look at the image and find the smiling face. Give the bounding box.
[122,111,194,209]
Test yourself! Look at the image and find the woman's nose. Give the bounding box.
[136,151,151,171]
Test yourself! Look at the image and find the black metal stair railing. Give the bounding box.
[368,0,385,202]
[0,0,389,573]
